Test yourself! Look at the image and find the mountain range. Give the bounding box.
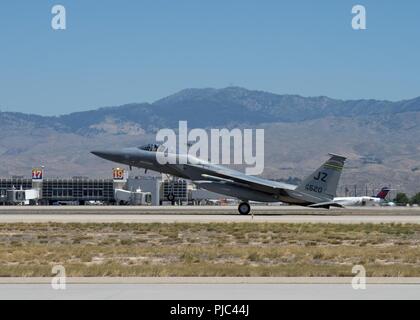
[1,87,419,195]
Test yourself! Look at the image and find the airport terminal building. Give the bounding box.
[0,168,206,206]
[42,178,115,204]
[0,176,116,205]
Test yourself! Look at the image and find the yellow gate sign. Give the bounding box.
[113,168,126,182]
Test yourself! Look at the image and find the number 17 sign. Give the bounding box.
[32,168,44,181]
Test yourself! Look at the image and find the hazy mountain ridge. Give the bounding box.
[2,87,420,134]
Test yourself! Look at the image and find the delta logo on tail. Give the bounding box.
[376,187,391,200]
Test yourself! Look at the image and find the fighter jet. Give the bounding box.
[92,145,347,215]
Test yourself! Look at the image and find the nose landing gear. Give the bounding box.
[238,202,251,215]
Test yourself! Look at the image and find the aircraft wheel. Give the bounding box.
[238,202,251,215]
[167,194,175,202]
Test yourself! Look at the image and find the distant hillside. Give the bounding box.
[1,87,420,195]
[2,87,420,134]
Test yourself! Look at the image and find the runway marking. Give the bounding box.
[1,277,420,285]
[1,214,420,224]
[0,206,419,224]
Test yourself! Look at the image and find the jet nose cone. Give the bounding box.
[91,150,124,162]
[91,150,108,158]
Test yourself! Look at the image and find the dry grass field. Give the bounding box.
[0,223,419,277]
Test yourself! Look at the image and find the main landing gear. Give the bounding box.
[238,202,251,215]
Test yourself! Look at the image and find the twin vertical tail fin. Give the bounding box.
[296,154,347,201]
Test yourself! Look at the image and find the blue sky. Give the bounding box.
[0,0,419,115]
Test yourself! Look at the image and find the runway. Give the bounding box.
[2,205,420,215]
[0,206,420,224]
[2,214,420,224]
[1,283,419,300]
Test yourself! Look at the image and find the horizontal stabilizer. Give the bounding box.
[309,202,345,209]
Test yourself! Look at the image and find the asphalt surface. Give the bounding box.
[0,205,419,223]
[1,283,419,300]
[1,205,419,216]
[2,214,420,224]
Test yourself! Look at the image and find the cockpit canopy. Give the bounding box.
[139,144,161,152]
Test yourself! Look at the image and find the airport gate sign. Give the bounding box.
[113,168,127,182]
[32,168,44,182]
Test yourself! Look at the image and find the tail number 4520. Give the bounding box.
[305,184,323,193]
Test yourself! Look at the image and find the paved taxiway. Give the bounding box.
[1,283,419,300]
[2,205,420,215]
[2,278,420,300]
[2,214,420,224]
[0,206,419,224]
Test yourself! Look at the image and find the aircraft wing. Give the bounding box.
[192,167,296,195]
